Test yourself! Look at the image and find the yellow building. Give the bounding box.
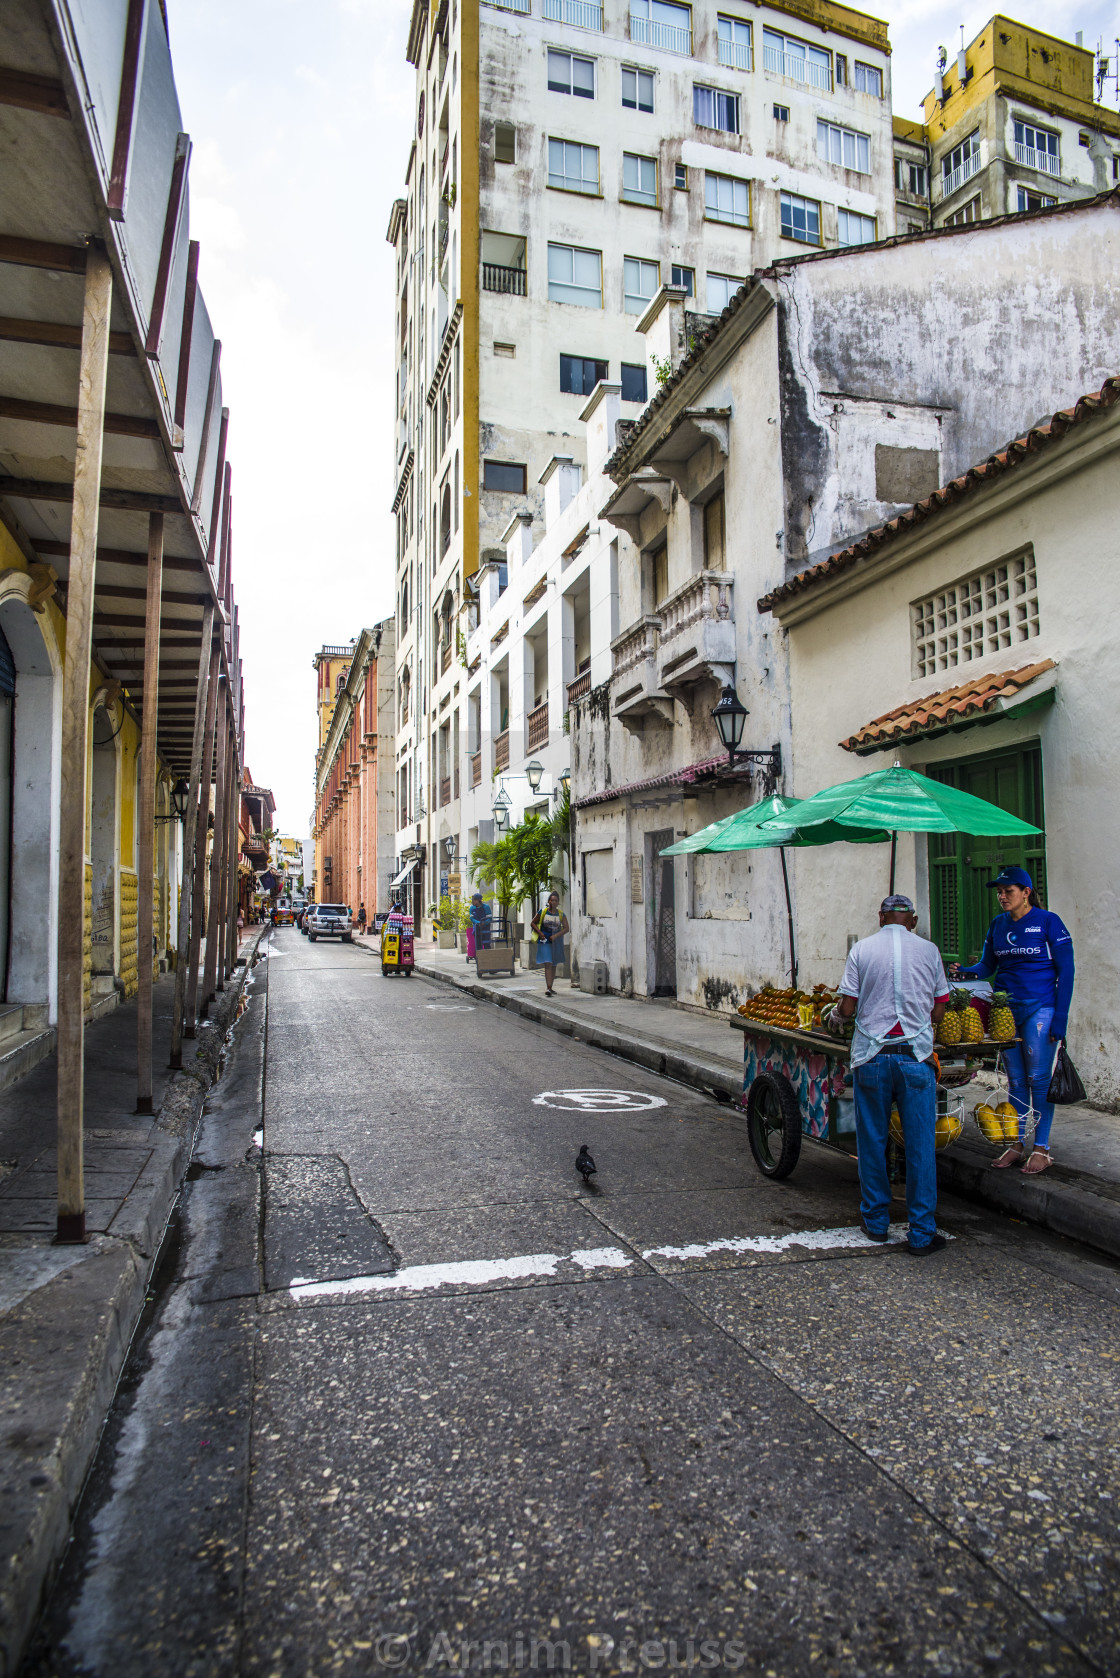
[921,16,1120,227]
[313,643,356,749]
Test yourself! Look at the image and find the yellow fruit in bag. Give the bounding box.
[995,1100,1020,1141]
[936,1109,963,1149]
[974,1103,1003,1143]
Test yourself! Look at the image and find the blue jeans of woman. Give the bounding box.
[1002,1005,1058,1147]
[852,1050,938,1247]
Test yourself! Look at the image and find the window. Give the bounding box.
[854,60,882,95]
[547,48,595,97]
[483,460,527,493]
[629,0,691,56]
[944,195,980,226]
[543,0,604,25]
[835,54,848,85]
[780,190,820,243]
[549,138,599,194]
[494,122,516,164]
[704,170,750,227]
[912,553,1039,677]
[941,129,981,196]
[670,263,694,295]
[1017,185,1056,212]
[622,66,654,110]
[693,84,739,133]
[894,158,928,196]
[837,208,876,245]
[706,270,739,312]
[773,102,789,121]
[621,362,648,403]
[560,353,608,395]
[548,242,603,307]
[1013,119,1059,175]
[763,28,831,91]
[717,14,752,70]
[623,255,659,314]
[582,848,615,917]
[703,491,725,569]
[674,161,688,189]
[648,541,669,607]
[622,152,658,206]
[817,119,870,173]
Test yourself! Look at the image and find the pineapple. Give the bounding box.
[953,987,984,1045]
[936,1001,962,1046]
[989,990,1016,1042]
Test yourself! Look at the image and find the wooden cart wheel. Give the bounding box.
[745,1071,803,1180]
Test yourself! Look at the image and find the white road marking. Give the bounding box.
[289,1245,635,1301]
[533,1088,668,1112]
[643,1223,945,1260]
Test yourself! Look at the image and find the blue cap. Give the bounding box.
[880,894,915,913]
[988,865,1032,890]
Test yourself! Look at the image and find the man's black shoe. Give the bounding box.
[907,1232,948,1256]
[861,1221,888,1243]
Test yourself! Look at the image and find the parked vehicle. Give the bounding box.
[297,902,313,933]
[307,904,352,943]
[273,897,295,927]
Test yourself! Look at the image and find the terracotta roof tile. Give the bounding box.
[840,660,1057,754]
[759,377,1120,614]
[574,753,741,810]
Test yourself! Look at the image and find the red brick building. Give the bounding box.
[312,624,396,916]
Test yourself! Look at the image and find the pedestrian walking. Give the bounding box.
[357,903,367,936]
[468,892,491,959]
[949,866,1074,1175]
[531,892,569,998]
[830,894,951,1254]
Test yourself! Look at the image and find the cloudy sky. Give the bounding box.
[168,0,1120,837]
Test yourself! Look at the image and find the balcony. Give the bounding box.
[1014,141,1060,176]
[470,751,482,788]
[630,12,691,55]
[657,571,735,692]
[527,701,550,750]
[440,776,451,807]
[482,263,527,296]
[718,39,752,70]
[440,642,452,674]
[485,0,530,10]
[544,0,602,26]
[762,45,831,89]
[940,150,981,199]
[610,615,673,731]
[495,730,510,770]
[567,670,591,704]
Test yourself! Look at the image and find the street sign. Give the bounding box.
[448,872,462,895]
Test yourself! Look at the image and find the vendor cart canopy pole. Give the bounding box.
[56,246,113,1244]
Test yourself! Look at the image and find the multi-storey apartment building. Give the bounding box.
[892,115,931,232]
[312,623,397,914]
[388,0,896,904]
[922,16,1120,228]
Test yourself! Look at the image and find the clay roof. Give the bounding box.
[839,660,1057,754]
[759,376,1120,614]
[575,753,744,810]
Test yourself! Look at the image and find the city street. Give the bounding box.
[26,931,1120,1677]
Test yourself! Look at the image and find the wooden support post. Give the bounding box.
[169,602,215,1068]
[56,246,113,1245]
[226,744,241,976]
[200,699,229,1016]
[135,511,163,1112]
[215,737,234,989]
[184,640,220,1034]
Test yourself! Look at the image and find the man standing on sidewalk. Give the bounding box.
[831,895,951,1254]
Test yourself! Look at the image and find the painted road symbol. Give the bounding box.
[532,1088,668,1112]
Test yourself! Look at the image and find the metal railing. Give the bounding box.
[482,263,527,296]
[762,44,831,89]
[630,13,691,54]
[940,150,981,199]
[484,0,530,11]
[1014,141,1059,175]
[567,671,591,704]
[494,730,510,770]
[527,702,549,750]
[718,39,752,70]
[543,0,602,26]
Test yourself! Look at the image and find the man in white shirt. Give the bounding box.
[832,894,950,1254]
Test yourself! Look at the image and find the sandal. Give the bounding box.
[992,1143,1025,1170]
[1022,1146,1052,1175]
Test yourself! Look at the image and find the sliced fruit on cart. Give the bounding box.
[995,1100,1020,1140]
[988,990,1016,1041]
[973,1102,1004,1142]
[953,988,985,1044]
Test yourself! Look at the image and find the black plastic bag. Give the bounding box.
[1047,1040,1087,1106]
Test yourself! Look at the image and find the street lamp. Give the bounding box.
[559,767,571,799]
[443,835,457,860]
[711,686,782,782]
[494,804,509,831]
[525,760,544,794]
[156,776,190,822]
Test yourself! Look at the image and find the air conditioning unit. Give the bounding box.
[579,960,608,995]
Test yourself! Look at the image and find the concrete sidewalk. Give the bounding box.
[0,932,263,1677]
[376,938,1120,1265]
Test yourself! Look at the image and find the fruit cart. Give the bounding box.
[380,910,415,977]
[731,988,1015,1180]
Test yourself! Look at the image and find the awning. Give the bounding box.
[391,858,417,886]
[840,660,1057,756]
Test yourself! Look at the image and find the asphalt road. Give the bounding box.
[24,930,1120,1678]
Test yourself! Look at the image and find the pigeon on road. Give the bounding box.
[576,1145,597,1183]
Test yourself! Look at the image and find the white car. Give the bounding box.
[306,904,352,943]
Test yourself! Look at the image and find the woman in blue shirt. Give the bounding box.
[950,866,1074,1175]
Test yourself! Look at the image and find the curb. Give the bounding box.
[405,954,1120,1266]
[0,931,265,1678]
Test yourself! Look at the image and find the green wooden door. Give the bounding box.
[928,744,1046,966]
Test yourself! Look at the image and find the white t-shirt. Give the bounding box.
[839,925,949,1067]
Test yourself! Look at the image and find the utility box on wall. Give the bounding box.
[579,960,608,995]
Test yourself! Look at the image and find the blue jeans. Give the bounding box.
[1003,1005,1058,1148]
[853,1051,938,1247]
